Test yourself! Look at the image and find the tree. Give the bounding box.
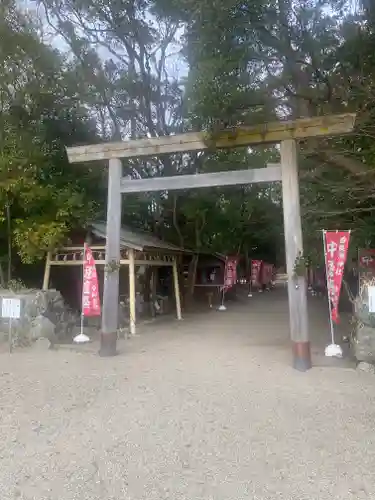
[14,0,375,272]
[0,1,106,283]
[153,0,375,255]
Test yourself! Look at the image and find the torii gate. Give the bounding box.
[66,113,356,371]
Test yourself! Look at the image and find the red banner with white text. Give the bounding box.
[358,248,375,284]
[359,249,375,268]
[251,260,262,285]
[82,244,101,317]
[324,231,350,324]
[261,263,274,286]
[223,256,239,291]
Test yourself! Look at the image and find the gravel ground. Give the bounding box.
[1,291,374,500]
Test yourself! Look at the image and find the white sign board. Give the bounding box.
[1,298,21,319]
[368,286,375,313]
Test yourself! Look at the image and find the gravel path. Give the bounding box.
[1,291,374,500]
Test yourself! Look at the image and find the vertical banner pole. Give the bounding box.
[219,257,228,311]
[218,287,227,311]
[172,258,182,320]
[322,230,335,345]
[42,251,52,290]
[80,243,86,337]
[248,260,253,298]
[128,248,136,335]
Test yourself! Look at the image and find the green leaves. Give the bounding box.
[2,0,374,280]
[0,2,105,275]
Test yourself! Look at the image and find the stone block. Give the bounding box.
[0,289,79,348]
[357,361,375,374]
[354,324,375,363]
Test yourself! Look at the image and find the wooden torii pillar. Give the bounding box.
[66,113,356,369]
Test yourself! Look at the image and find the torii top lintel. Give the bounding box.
[66,113,356,164]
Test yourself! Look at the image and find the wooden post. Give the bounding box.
[280,139,311,371]
[173,258,182,320]
[42,252,52,290]
[128,248,136,335]
[151,267,158,317]
[67,114,356,163]
[100,158,122,356]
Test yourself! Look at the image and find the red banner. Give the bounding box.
[82,244,101,317]
[359,249,375,268]
[223,256,239,291]
[261,263,274,286]
[324,231,350,323]
[251,260,262,285]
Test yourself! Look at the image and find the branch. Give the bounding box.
[315,149,373,176]
[304,206,375,217]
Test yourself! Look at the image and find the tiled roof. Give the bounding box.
[90,222,186,253]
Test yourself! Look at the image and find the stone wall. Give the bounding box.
[355,324,375,363]
[353,294,375,363]
[0,289,79,348]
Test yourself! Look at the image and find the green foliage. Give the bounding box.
[0,103,102,264]
[0,1,105,280]
[157,0,375,256]
[2,0,375,287]
[1,278,27,292]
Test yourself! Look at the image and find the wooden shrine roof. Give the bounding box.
[89,222,188,254]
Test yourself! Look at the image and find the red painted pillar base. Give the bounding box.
[292,341,312,371]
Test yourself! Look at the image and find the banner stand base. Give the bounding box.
[73,333,90,344]
[292,341,312,371]
[325,343,343,358]
[99,332,118,357]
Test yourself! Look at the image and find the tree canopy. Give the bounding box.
[0,0,374,284]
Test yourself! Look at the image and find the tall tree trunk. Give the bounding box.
[185,213,206,304]
[244,242,250,281]
[172,195,184,248]
[277,0,313,118]
[188,254,199,297]
[0,262,5,288]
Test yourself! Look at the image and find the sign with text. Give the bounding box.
[82,244,101,317]
[1,298,21,319]
[359,249,375,285]
[223,256,239,291]
[368,286,375,313]
[324,231,350,324]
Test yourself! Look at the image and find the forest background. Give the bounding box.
[0,0,374,286]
